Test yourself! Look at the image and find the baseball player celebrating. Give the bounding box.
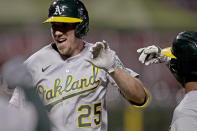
[9,0,149,131]
[137,31,197,131]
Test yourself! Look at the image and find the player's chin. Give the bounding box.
[57,47,69,56]
[56,43,71,55]
[57,47,65,54]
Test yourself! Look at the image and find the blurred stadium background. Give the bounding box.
[0,0,197,130]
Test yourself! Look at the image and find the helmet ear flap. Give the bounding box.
[169,59,185,85]
[170,57,197,85]
[75,1,89,39]
[75,19,89,38]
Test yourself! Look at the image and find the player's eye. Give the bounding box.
[51,23,77,31]
[62,23,78,30]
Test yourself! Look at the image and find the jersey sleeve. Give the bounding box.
[9,87,26,109]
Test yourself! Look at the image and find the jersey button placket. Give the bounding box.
[65,59,70,73]
[66,69,69,73]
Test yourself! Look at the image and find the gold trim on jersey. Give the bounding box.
[77,104,92,128]
[36,67,100,112]
[132,87,150,108]
[77,101,102,128]
[93,101,102,127]
[46,86,98,112]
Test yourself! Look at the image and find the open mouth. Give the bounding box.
[56,38,67,44]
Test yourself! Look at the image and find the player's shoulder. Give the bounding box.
[172,92,197,122]
[24,43,56,65]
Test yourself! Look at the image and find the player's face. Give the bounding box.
[51,22,80,56]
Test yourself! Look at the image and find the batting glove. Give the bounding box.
[86,40,122,73]
[137,45,171,65]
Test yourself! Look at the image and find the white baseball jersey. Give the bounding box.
[170,90,197,131]
[9,41,141,131]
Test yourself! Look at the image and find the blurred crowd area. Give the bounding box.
[168,0,197,11]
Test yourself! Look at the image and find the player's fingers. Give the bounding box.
[90,42,102,51]
[138,52,148,63]
[143,45,159,54]
[94,42,105,52]
[102,40,109,50]
[145,58,159,66]
[137,48,145,53]
[89,42,104,58]
[93,46,102,58]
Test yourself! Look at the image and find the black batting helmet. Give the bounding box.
[162,31,197,84]
[43,0,89,38]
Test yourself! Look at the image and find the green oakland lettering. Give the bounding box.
[46,89,55,100]
[54,79,63,96]
[36,84,46,100]
[63,75,73,92]
[37,67,100,101]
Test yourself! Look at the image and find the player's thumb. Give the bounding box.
[84,56,96,66]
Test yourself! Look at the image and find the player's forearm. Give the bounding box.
[109,67,146,104]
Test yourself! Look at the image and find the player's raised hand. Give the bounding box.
[86,40,119,73]
[137,45,170,65]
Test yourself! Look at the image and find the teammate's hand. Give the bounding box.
[137,45,170,65]
[86,40,118,73]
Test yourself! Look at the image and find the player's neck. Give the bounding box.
[185,82,197,93]
[72,40,84,56]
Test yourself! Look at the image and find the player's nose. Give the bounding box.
[53,30,63,37]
